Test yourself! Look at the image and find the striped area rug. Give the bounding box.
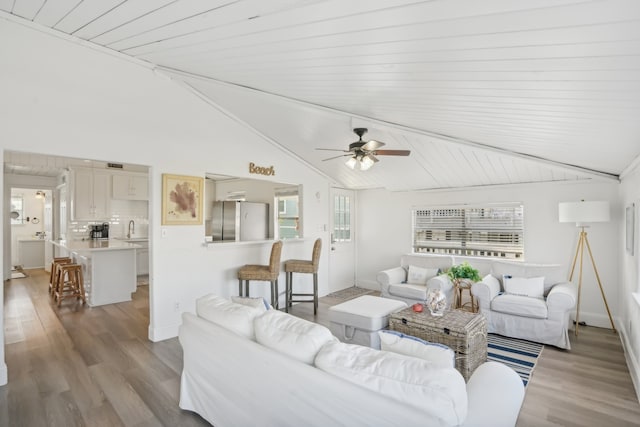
[487,334,544,387]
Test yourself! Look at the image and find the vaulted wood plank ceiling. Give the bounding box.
[3,0,639,190]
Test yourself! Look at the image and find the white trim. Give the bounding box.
[618,318,640,404]
[0,362,6,386]
[148,323,180,342]
[620,155,640,181]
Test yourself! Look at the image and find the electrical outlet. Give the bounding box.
[174,302,180,312]
[161,228,167,238]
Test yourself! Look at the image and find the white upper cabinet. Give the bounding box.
[71,168,111,220]
[112,173,148,201]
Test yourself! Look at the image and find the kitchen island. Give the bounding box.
[51,239,141,307]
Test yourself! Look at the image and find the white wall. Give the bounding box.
[356,180,622,329]
[0,18,331,385]
[619,165,640,400]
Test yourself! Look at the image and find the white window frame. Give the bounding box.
[412,203,524,260]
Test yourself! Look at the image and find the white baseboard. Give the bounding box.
[356,279,380,291]
[148,323,180,342]
[618,319,640,404]
[0,362,7,386]
[572,311,618,329]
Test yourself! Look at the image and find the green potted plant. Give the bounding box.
[446,262,481,284]
[446,262,481,310]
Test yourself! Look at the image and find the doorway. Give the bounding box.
[328,187,356,293]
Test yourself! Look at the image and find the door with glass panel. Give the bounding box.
[329,188,356,293]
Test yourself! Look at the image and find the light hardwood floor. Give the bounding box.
[2,271,640,426]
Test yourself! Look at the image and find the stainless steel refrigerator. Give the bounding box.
[211,201,269,241]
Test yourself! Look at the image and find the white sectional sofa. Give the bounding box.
[179,294,525,427]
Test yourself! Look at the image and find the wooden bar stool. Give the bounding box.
[237,241,283,309]
[49,257,72,296]
[54,264,86,306]
[284,238,322,315]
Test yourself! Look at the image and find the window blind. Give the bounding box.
[412,204,524,259]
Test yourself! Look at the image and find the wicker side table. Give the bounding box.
[388,308,487,381]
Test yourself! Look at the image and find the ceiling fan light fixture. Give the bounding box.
[345,157,357,169]
[360,155,376,171]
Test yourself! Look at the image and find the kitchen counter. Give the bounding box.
[51,239,137,307]
[51,239,142,252]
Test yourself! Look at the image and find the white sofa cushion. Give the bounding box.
[491,294,548,319]
[196,294,264,340]
[254,310,336,365]
[503,276,544,298]
[378,330,455,369]
[388,283,428,300]
[231,296,270,312]
[315,341,468,426]
[407,265,438,285]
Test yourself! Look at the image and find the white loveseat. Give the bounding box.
[377,254,455,305]
[179,294,525,427]
[471,261,577,350]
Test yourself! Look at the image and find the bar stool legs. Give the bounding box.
[49,257,72,296]
[54,264,86,307]
[284,238,322,315]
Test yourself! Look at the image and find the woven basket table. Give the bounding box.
[388,308,487,381]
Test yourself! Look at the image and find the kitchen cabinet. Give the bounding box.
[18,239,45,268]
[136,247,149,276]
[71,168,110,220]
[112,173,148,200]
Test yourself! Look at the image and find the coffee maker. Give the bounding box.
[90,223,110,239]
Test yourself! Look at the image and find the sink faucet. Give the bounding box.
[128,220,135,238]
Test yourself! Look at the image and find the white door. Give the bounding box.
[328,188,356,293]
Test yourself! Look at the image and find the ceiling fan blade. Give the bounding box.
[316,148,349,152]
[374,150,411,156]
[322,154,353,161]
[361,140,385,151]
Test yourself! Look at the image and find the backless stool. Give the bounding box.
[237,240,283,309]
[284,238,322,315]
[54,264,86,306]
[49,257,72,296]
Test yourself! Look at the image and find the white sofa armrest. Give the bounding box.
[376,266,406,294]
[465,361,524,427]
[546,281,577,312]
[471,279,500,310]
[426,274,453,293]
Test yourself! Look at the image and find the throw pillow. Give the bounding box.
[407,265,439,285]
[378,330,455,369]
[231,296,270,312]
[503,276,545,298]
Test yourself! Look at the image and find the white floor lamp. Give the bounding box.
[559,200,616,336]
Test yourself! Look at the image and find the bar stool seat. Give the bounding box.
[54,264,86,307]
[284,238,321,315]
[49,257,72,296]
[237,241,283,309]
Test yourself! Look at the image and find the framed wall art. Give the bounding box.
[626,203,635,256]
[162,174,204,225]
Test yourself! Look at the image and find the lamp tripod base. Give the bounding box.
[569,228,616,336]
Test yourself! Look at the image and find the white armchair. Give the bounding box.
[471,261,577,349]
[376,254,455,306]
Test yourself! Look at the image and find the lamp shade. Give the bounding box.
[559,200,610,224]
